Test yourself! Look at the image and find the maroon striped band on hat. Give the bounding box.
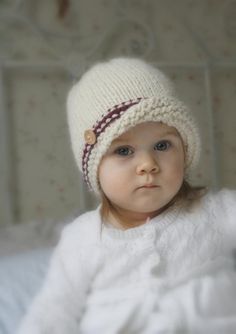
[82,98,143,188]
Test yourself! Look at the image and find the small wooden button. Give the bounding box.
[84,129,96,145]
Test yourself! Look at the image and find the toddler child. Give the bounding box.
[18,58,236,333]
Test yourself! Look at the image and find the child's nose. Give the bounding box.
[136,153,159,175]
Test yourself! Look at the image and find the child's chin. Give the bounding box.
[131,199,164,212]
[131,206,162,216]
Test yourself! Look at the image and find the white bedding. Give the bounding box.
[0,248,52,334]
[0,215,77,334]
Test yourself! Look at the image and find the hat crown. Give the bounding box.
[68,58,176,130]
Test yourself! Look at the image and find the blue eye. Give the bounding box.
[114,146,133,156]
[154,140,171,151]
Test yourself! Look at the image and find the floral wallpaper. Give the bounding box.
[0,0,236,224]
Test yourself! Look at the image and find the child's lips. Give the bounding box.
[138,184,159,189]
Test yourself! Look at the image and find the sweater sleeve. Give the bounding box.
[17,217,103,334]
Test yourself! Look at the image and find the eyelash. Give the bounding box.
[114,140,171,156]
[114,146,133,156]
[154,140,171,151]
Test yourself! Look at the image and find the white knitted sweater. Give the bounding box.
[18,189,236,334]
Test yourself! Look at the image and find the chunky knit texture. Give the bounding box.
[17,189,236,333]
[67,58,201,193]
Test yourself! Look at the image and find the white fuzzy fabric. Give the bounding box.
[17,189,236,334]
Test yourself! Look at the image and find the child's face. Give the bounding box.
[98,121,185,219]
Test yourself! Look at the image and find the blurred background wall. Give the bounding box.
[0,0,236,226]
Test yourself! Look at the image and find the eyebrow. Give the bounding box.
[111,137,131,145]
[158,131,180,138]
[112,130,180,145]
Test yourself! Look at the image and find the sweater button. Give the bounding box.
[150,253,160,264]
[150,253,161,276]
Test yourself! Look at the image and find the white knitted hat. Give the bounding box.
[67,58,201,194]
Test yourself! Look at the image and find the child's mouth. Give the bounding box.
[139,184,159,189]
